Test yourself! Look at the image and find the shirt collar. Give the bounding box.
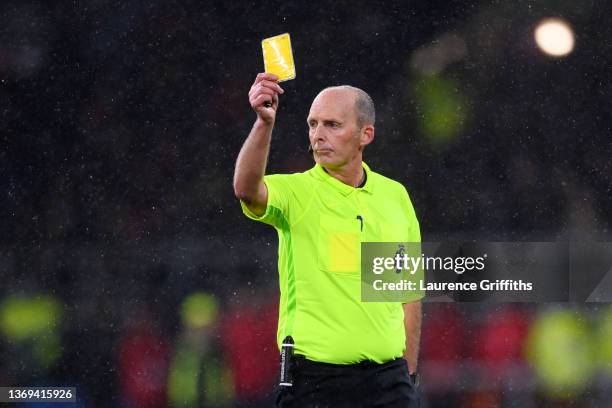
[312,161,375,196]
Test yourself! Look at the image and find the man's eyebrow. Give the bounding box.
[307,117,341,123]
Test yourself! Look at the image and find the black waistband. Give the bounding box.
[292,354,406,375]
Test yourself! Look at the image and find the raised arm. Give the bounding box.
[233,73,284,216]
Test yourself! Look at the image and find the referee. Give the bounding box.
[233,73,422,407]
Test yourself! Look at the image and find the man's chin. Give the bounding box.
[314,156,342,171]
[314,155,333,166]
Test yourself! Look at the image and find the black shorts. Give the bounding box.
[275,355,420,408]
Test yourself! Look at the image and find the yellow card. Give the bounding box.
[262,33,296,82]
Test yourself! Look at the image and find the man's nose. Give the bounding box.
[312,125,326,142]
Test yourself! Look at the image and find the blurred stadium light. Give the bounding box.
[0,296,63,369]
[534,18,575,57]
[526,307,595,398]
[410,33,468,76]
[413,76,467,146]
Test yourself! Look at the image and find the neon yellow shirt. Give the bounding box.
[240,162,420,364]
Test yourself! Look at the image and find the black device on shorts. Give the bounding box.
[279,336,294,387]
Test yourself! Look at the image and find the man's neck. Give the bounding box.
[322,159,365,188]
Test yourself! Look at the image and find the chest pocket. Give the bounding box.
[317,214,361,274]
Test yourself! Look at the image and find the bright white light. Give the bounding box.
[534,18,575,57]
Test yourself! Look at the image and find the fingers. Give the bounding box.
[249,89,274,108]
[250,86,279,100]
[249,83,278,96]
[249,80,284,96]
[249,73,283,114]
[253,72,279,85]
[252,94,274,107]
[249,75,284,110]
[252,74,284,92]
[263,94,279,109]
[260,80,284,94]
[252,91,279,106]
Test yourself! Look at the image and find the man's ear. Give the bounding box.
[360,125,375,147]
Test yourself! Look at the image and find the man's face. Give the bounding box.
[307,89,364,169]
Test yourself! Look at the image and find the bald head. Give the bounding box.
[319,85,375,128]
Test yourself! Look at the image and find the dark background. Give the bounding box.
[1,0,611,407]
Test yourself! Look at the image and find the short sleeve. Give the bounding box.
[240,174,292,229]
[401,185,421,243]
[401,184,424,303]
